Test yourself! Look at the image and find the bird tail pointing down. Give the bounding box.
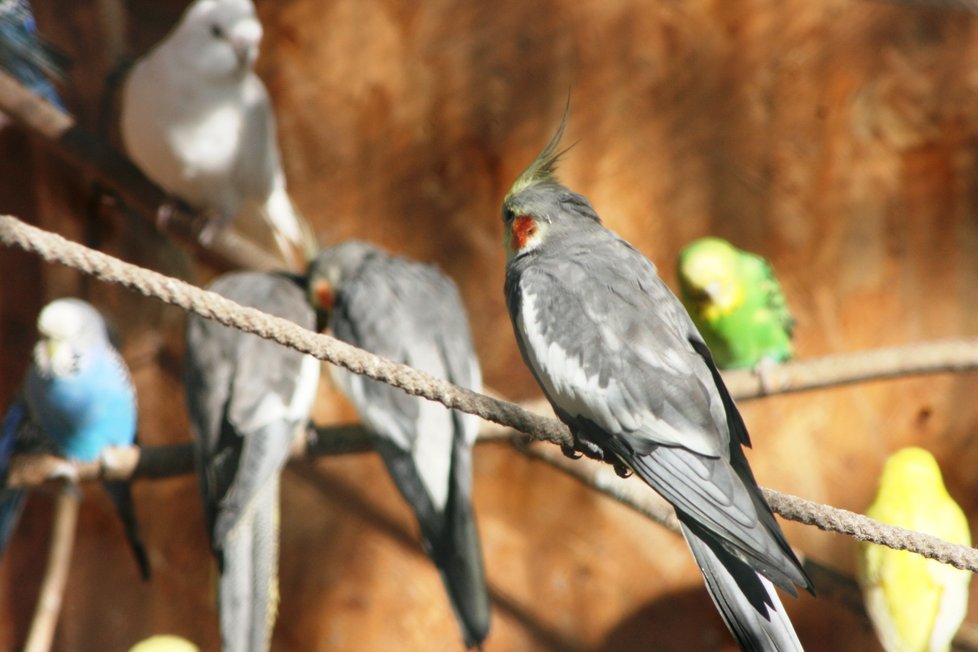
[104,480,152,580]
[218,474,281,652]
[432,476,490,650]
[261,184,318,270]
[680,519,803,652]
[376,437,491,650]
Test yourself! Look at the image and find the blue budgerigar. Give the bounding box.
[0,0,65,108]
[184,272,320,652]
[0,298,150,578]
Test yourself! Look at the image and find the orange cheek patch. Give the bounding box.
[512,215,537,250]
[314,281,334,311]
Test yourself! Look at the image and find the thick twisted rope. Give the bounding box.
[4,213,978,574]
[0,214,569,447]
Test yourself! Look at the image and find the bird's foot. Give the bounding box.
[753,357,780,396]
[612,460,632,479]
[155,199,177,231]
[46,459,78,484]
[98,446,134,480]
[560,444,583,460]
[197,209,231,246]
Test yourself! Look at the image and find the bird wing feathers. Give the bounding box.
[741,251,795,338]
[861,493,972,651]
[185,272,317,545]
[328,253,488,646]
[507,235,728,458]
[332,258,479,449]
[508,230,810,593]
[233,74,278,204]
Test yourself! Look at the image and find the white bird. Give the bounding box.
[120,0,317,270]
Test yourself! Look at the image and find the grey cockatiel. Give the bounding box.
[501,115,814,651]
[184,272,320,652]
[307,242,490,649]
[121,0,317,270]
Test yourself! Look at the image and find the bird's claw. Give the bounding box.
[155,200,176,230]
[46,460,78,484]
[613,461,632,479]
[98,446,129,477]
[753,357,779,396]
[197,209,231,246]
[560,444,583,460]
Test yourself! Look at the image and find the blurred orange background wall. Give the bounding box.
[4,0,978,649]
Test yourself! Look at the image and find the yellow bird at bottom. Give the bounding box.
[858,447,972,652]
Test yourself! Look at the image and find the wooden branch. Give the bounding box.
[4,419,519,488]
[879,0,978,12]
[23,484,79,652]
[12,333,977,484]
[721,339,978,400]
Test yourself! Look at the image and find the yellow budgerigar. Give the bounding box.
[858,447,972,652]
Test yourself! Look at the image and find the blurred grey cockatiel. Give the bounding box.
[184,272,320,652]
[120,0,317,271]
[501,114,814,651]
[307,242,490,650]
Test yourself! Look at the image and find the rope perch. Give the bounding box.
[4,213,978,575]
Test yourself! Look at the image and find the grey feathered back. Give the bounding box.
[184,271,319,652]
[309,241,489,648]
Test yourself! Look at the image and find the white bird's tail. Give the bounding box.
[260,181,318,271]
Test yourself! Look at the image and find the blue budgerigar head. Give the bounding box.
[32,298,110,379]
[26,299,137,460]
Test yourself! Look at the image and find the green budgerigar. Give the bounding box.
[676,237,795,369]
[858,447,972,652]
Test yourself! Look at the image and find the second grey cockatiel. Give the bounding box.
[120,0,317,270]
[184,272,320,652]
[501,115,814,651]
[307,241,490,650]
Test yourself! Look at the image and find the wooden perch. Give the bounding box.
[23,484,79,652]
[3,419,519,488]
[723,339,978,400]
